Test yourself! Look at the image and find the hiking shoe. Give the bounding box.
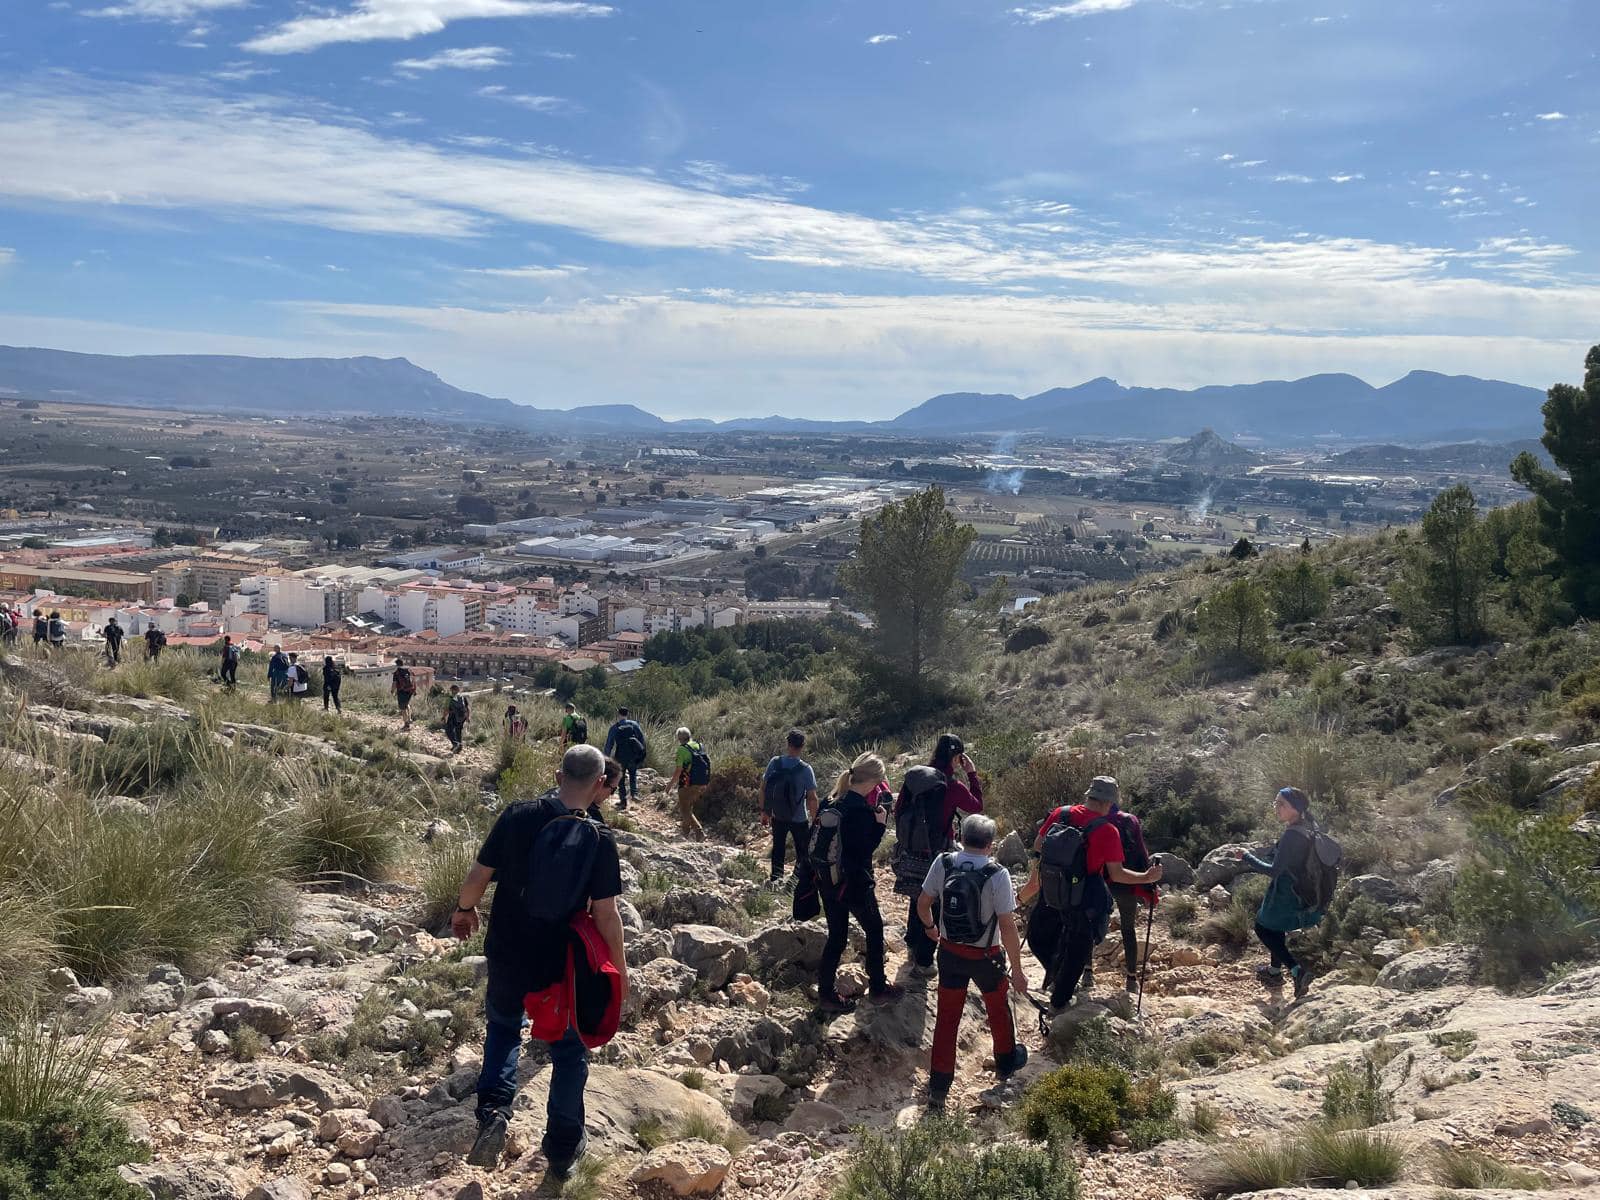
[996,1044,1028,1081]
[466,1111,508,1170]
[909,963,937,981]
[816,992,856,1015]
[547,1132,588,1181]
[1080,968,1095,991]
[1125,974,1138,994]
[615,799,629,812]
[868,983,906,1004]
[1255,965,1286,988]
[925,1088,948,1114]
[1292,966,1312,1000]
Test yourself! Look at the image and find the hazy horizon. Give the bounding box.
[1,0,1595,420]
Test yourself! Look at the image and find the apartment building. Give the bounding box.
[153,555,261,606]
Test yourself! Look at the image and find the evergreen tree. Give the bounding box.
[1266,558,1331,623]
[841,486,975,687]
[1399,484,1492,645]
[1510,344,1600,617]
[1196,578,1272,665]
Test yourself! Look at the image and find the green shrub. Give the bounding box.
[1432,1147,1546,1190]
[1196,579,1272,667]
[698,754,764,841]
[1456,801,1600,985]
[1015,1063,1174,1148]
[1267,560,1332,624]
[417,839,480,934]
[0,1103,148,1200]
[287,783,399,884]
[1004,625,1052,654]
[87,721,203,796]
[1321,1059,1394,1128]
[989,746,1119,838]
[1300,1125,1404,1187]
[834,1116,1078,1200]
[1207,1138,1305,1195]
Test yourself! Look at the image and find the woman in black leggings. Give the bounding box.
[1234,787,1321,999]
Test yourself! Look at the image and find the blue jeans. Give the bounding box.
[477,963,589,1161]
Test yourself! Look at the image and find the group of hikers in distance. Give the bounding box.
[446,717,1342,1178]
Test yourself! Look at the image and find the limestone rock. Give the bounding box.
[672,925,748,990]
[245,1178,313,1200]
[1376,945,1479,992]
[1195,844,1269,890]
[132,982,184,1015]
[629,1139,732,1196]
[118,1161,244,1199]
[204,1063,363,1112]
[996,830,1029,870]
[783,1100,847,1134]
[748,921,828,975]
[623,957,700,1021]
[212,997,295,1038]
[1151,852,1194,888]
[1346,874,1406,905]
[1540,761,1600,804]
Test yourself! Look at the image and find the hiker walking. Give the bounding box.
[0,605,17,646]
[31,611,47,648]
[391,658,417,729]
[896,734,985,980]
[47,611,67,654]
[602,707,647,811]
[452,744,627,1179]
[918,814,1029,1111]
[1230,786,1332,999]
[321,655,343,713]
[560,701,588,748]
[102,616,125,665]
[443,685,470,754]
[673,726,710,838]
[762,729,819,881]
[220,636,240,688]
[812,753,905,1014]
[503,704,527,741]
[143,623,166,662]
[287,653,309,701]
[1089,800,1158,995]
[1017,776,1163,1013]
[267,645,290,702]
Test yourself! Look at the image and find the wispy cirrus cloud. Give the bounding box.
[85,0,247,19]
[395,45,509,73]
[243,0,612,55]
[865,33,898,44]
[1535,111,1568,121]
[476,84,575,112]
[466,263,586,277]
[1009,0,1139,26]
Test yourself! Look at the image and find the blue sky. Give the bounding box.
[0,0,1596,420]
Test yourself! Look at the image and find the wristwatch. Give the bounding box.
[456,904,477,914]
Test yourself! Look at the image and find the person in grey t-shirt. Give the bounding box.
[762,728,819,881]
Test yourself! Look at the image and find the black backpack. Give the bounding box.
[394,667,415,695]
[687,743,712,786]
[1039,810,1111,911]
[615,722,646,766]
[939,854,1002,945]
[570,716,589,744]
[808,796,863,891]
[1289,824,1343,912]
[523,809,603,925]
[893,767,949,892]
[1112,812,1149,873]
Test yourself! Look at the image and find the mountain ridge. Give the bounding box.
[0,344,1548,443]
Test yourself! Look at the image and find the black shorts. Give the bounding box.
[397,693,412,710]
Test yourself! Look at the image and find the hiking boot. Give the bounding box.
[1255,964,1286,988]
[868,983,906,1004]
[547,1132,588,1181]
[467,1111,509,1170]
[925,1087,948,1114]
[996,1044,1028,1081]
[1080,968,1095,991]
[615,799,629,812]
[1125,974,1139,994]
[909,963,937,981]
[817,992,856,1015]
[1292,966,1312,1000]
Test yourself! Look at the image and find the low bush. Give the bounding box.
[0,1103,148,1200]
[417,839,480,934]
[1015,1063,1175,1148]
[1208,1138,1305,1195]
[1206,1125,1402,1196]
[1321,1059,1394,1128]
[988,746,1120,838]
[1432,1146,1546,1190]
[698,754,765,841]
[1004,625,1052,654]
[834,1116,1078,1200]
[287,782,400,885]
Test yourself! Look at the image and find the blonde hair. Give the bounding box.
[833,752,886,800]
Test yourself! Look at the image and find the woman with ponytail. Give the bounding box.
[814,753,906,1014]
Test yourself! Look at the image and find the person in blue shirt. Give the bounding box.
[762,729,819,881]
[602,707,648,811]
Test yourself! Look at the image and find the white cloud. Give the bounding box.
[87,0,246,19]
[1535,111,1568,121]
[0,247,15,268]
[1010,0,1139,26]
[395,45,509,72]
[467,263,585,277]
[244,0,612,55]
[865,33,898,44]
[477,84,574,112]
[210,61,276,81]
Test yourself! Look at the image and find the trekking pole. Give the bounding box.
[1136,893,1156,1018]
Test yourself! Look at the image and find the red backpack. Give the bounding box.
[522,911,623,1050]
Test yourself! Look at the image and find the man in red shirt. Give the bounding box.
[1018,776,1163,1010]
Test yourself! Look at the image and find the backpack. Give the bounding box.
[939,854,1002,946]
[523,910,623,1050]
[1039,810,1111,911]
[687,743,712,786]
[156,630,168,647]
[393,667,415,695]
[1290,825,1342,913]
[448,695,469,723]
[807,800,849,891]
[569,716,588,744]
[893,767,949,894]
[614,722,646,766]
[522,809,604,925]
[224,644,239,664]
[1112,811,1149,873]
[764,758,810,823]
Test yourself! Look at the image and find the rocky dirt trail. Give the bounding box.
[10,662,1600,1200]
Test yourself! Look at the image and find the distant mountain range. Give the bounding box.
[0,345,1549,443]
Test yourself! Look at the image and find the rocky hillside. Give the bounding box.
[3,535,1600,1200]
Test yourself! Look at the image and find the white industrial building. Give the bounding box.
[515,534,666,563]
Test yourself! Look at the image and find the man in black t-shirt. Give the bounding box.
[452,744,627,1179]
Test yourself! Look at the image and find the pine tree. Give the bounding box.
[841,486,975,686]
[1510,344,1600,617]
[1400,484,1493,645]
[1197,578,1272,665]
